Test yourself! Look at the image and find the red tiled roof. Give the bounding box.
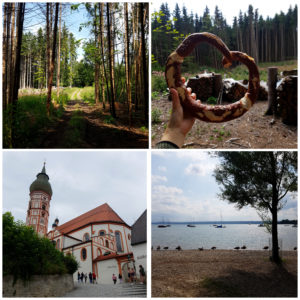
[56,203,128,234]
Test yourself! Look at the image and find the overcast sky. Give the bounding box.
[152,151,297,223]
[152,0,298,25]
[3,151,147,230]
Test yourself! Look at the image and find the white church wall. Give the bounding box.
[96,259,119,284]
[63,235,80,248]
[132,243,147,279]
[66,243,93,281]
[68,225,92,242]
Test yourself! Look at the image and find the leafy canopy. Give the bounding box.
[213,152,297,213]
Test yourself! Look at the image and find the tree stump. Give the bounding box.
[277,76,297,125]
[265,67,278,115]
[187,73,222,101]
[223,79,247,102]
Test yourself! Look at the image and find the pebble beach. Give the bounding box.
[152,249,297,297]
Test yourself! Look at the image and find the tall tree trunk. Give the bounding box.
[9,3,15,106]
[56,3,62,100]
[140,3,148,124]
[99,4,111,109]
[11,3,25,146]
[94,4,100,105]
[124,3,132,125]
[46,4,51,91]
[106,3,116,118]
[98,4,105,110]
[47,3,59,115]
[3,3,8,111]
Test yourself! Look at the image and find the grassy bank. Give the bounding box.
[152,249,297,297]
[3,92,67,148]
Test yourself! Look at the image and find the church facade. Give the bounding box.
[27,164,137,284]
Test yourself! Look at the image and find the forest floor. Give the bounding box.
[40,88,148,148]
[152,250,297,297]
[151,96,297,149]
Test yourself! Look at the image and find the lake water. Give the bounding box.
[152,224,297,250]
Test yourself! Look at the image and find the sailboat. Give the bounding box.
[157,217,169,228]
[187,224,196,227]
[215,212,226,228]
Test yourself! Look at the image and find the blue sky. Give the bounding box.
[152,151,297,222]
[3,151,147,230]
[24,3,92,61]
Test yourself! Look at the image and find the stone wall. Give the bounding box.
[3,274,74,297]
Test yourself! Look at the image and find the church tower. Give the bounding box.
[26,163,52,237]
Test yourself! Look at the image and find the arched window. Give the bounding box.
[97,248,102,256]
[83,233,90,241]
[115,231,123,252]
[99,230,105,236]
[56,239,60,249]
[42,204,46,210]
[128,233,131,240]
[81,248,87,261]
[105,240,109,248]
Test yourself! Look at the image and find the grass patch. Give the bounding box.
[3,95,63,148]
[81,86,95,104]
[64,110,86,147]
[152,108,162,124]
[201,277,243,297]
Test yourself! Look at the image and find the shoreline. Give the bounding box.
[152,249,297,297]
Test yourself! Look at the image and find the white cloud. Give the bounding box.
[152,175,168,184]
[184,163,215,176]
[158,166,167,172]
[176,151,210,161]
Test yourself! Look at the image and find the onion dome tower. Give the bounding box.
[26,163,52,237]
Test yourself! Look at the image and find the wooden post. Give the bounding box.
[265,67,278,115]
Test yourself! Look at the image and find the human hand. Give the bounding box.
[161,80,197,148]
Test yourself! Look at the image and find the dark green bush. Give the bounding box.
[152,75,167,93]
[3,212,78,280]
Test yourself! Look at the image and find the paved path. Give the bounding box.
[64,282,147,297]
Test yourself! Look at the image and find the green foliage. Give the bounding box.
[104,115,116,125]
[81,87,95,104]
[152,74,167,93]
[3,95,64,148]
[3,212,78,280]
[152,108,162,124]
[207,96,217,105]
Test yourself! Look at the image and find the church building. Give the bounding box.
[27,164,136,284]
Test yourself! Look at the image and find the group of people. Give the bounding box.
[77,271,97,284]
[112,265,146,285]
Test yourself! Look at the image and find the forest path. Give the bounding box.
[40,88,148,148]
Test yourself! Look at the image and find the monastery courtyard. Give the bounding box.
[63,282,146,297]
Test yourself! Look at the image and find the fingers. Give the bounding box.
[170,88,181,111]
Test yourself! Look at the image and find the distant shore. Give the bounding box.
[152,249,297,297]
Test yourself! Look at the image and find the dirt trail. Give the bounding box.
[40,89,148,148]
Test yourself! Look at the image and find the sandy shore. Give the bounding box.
[152,249,297,297]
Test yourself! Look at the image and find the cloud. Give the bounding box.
[176,151,210,161]
[152,175,168,184]
[184,163,215,176]
[158,166,167,172]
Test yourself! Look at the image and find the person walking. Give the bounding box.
[77,271,80,283]
[92,272,96,284]
[139,265,145,284]
[128,268,131,283]
[84,273,87,284]
[89,272,92,284]
[112,274,117,284]
[118,273,123,283]
[80,272,84,283]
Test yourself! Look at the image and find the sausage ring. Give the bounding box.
[165,32,260,122]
